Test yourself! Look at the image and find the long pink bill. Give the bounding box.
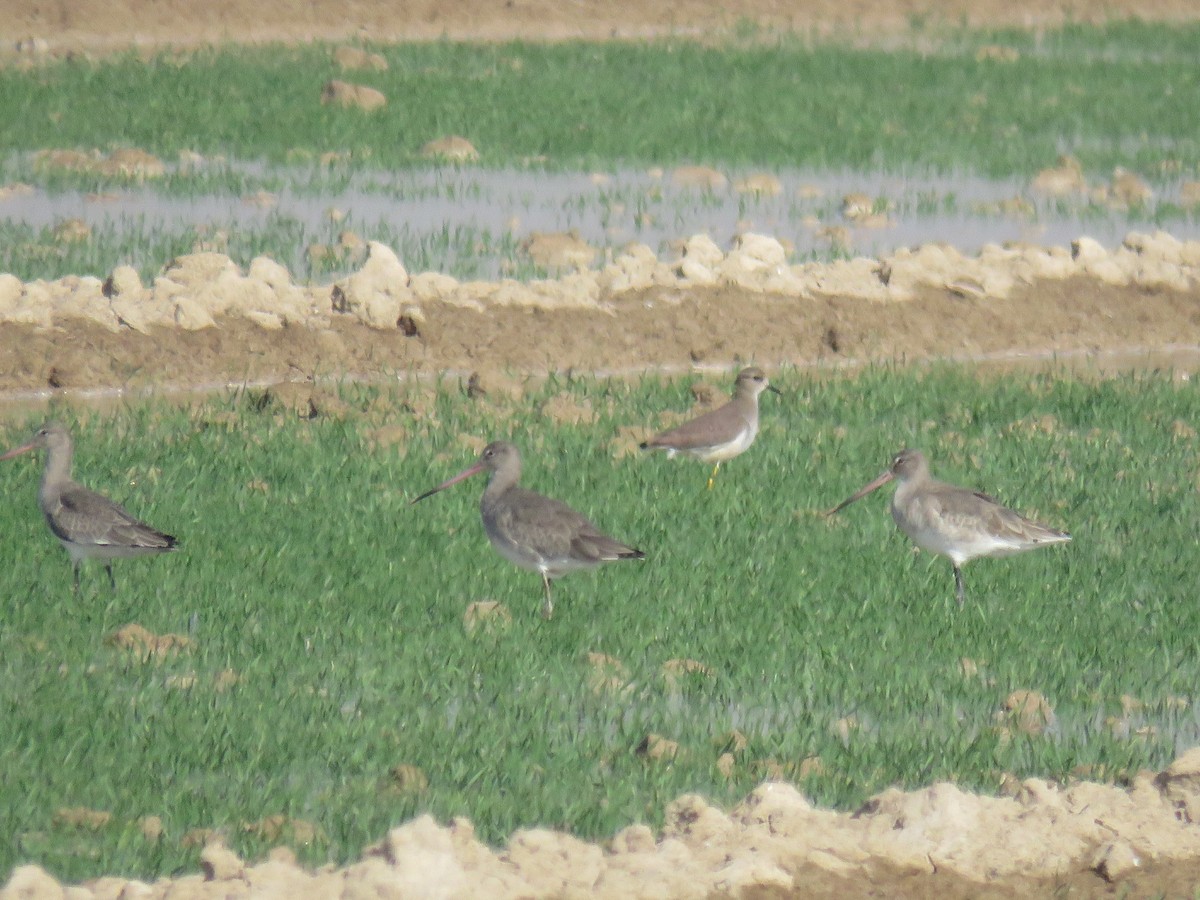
[825,469,895,517]
[0,441,37,461]
[410,461,486,504]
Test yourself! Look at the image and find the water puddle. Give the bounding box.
[2,160,1198,280]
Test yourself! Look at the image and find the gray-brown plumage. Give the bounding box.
[1,423,178,593]
[412,441,644,618]
[640,366,780,489]
[826,449,1071,606]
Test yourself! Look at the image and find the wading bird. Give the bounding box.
[412,441,644,619]
[639,366,780,489]
[826,449,1070,606]
[2,423,178,593]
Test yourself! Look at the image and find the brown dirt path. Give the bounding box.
[3,0,1199,52]
[4,277,1200,404]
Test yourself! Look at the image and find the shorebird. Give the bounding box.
[411,441,644,619]
[826,449,1071,606]
[2,423,178,593]
[639,366,780,489]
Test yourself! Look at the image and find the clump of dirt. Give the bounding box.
[104,623,192,660]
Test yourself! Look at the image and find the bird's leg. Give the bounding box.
[72,562,82,595]
[706,461,721,491]
[540,573,554,620]
[105,563,116,593]
[953,565,966,608]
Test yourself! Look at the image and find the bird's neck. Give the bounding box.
[482,467,519,505]
[39,447,72,503]
[732,391,760,421]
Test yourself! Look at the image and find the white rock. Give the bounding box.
[1070,236,1109,263]
[200,842,245,881]
[679,233,725,268]
[111,293,169,333]
[804,258,894,301]
[601,244,660,293]
[761,266,811,297]
[106,878,154,898]
[0,272,23,317]
[361,290,403,328]
[150,275,183,300]
[244,310,285,330]
[663,795,734,844]
[376,816,472,894]
[11,281,54,328]
[338,242,412,329]
[533,271,600,309]
[1,864,65,898]
[1124,230,1185,266]
[105,264,143,298]
[1132,258,1192,291]
[1081,258,1131,286]
[410,271,461,303]
[163,252,240,285]
[248,256,294,289]
[174,296,216,330]
[54,276,120,331]
[731,232,788,268]
[712,857,793,894]
[734,782,813,826]
[1014,246,1077,281]
[678,258,718,285]
[1181,240,1200,267]
[1092,839,1141,881]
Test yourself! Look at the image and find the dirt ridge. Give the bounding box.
[3,232,1200,402]
[9,748,1200,898]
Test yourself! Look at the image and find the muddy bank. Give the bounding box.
[2,232,1200,405]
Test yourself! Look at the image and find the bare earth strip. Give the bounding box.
[3,234,1200,401]
[3,276,1200,403]
[4,0,1200,52]
[4,0,1200,897]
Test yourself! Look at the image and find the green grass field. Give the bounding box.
[1,366,1198,881]
[2,23,1198,173]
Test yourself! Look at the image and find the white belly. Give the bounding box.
[675,422,757,463]
[892,498,1040,566]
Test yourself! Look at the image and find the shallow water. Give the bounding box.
[3,160,1198,279]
